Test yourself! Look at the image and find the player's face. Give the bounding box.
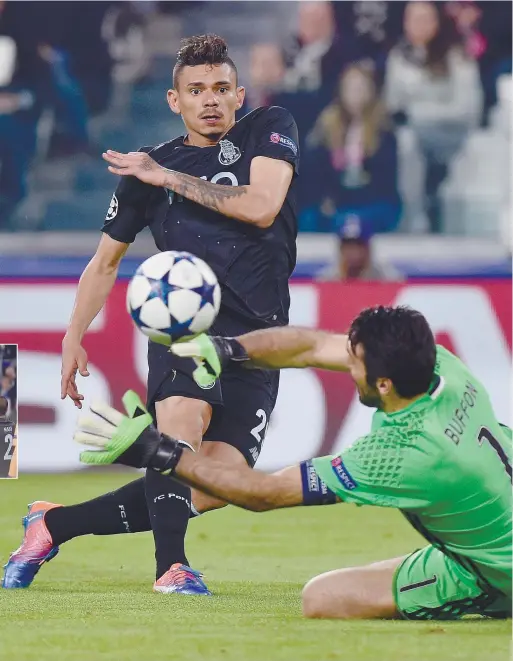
[168,64,245,144]
[347,341,387,409]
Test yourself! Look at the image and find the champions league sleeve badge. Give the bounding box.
[218,140,241,166]
[270,133,298,155]
[105,194,119,221]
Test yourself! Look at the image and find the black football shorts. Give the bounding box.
[147,341,279,467]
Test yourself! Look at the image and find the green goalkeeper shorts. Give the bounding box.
[393,545,512,620]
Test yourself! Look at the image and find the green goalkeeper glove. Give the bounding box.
[74,390,186,474]
[170,334,250,388]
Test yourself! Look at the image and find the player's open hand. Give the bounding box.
[75,391,160,468]
[61,338,90,409]
[103,150,167,187]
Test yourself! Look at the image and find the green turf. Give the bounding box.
[0,472,510,661]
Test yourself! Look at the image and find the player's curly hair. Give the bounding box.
[173,34,237,87]
[349,306,436,398]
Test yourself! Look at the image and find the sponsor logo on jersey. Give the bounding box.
[218,139,241,166]
[330,456,357,490]
[249,446,259,463]
[105,194,118,221]
[270,132,297,155]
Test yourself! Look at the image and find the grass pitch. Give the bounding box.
[0,472,510,661]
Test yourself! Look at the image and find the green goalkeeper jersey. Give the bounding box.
[313,346,512,597]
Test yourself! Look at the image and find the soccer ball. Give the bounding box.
[126,251,221,344]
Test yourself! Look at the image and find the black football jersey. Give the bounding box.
[102,106,300,333]
[0,421,15,478]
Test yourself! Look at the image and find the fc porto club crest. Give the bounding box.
[218,139,241,166]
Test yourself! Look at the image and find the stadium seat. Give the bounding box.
[395,126,427,233]
[441,124,510,238]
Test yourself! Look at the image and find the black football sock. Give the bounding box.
[44,477,150,546]
[144,467,192,579]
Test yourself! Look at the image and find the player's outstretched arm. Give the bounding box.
[172,328,350,388]
[236,327,350,371]
[174,454,303,511]
[75,393,339,512]
[103,150,292,229]
[61,234,129,408]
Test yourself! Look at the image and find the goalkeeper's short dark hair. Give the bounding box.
[173,34,237,87]
[349,305,437,399]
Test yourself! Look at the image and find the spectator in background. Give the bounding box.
[331,1,406,81]
[446,1,487,60]
[41,2,113,118]
[385,1,482,232]
[471,1,511,126]
[102,2,151,85]
[317,216,403,281]
[244,40,322,137]
[301,63,401,237]
[0,0,46,225]
[38,1,114,158]
[38,42,92,158]
[284,1,360,94]
[246,43,286,110]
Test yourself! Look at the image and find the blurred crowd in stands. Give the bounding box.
[248,0,511,252]
[0,345,17,422]
[0,1,511,280]
[0,0,145,219]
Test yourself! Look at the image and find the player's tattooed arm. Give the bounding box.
[103,150,293,228]
[163,157,293,228]
[163,169,251,215]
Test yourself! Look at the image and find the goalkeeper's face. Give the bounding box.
[348,342,384,409]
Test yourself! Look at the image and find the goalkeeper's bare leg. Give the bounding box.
[301,557,404,619]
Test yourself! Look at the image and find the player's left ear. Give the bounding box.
[376,377,393,397]
[235,86,245,111]
[167,89,181,115]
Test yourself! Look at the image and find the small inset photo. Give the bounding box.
[1,344,18,479]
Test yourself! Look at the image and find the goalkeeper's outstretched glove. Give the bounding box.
[74,391,185,475]
[170,334,249,388]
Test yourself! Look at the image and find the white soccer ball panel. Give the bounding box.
[188,302,217,334]
[139,297,171,329]
[127,275,152,311]
[193,257,218,285]
[140,327,171,345]
[168,258,204,289]
[212,283,221,313]
[168,289,202,323]
[140,251,176,280]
